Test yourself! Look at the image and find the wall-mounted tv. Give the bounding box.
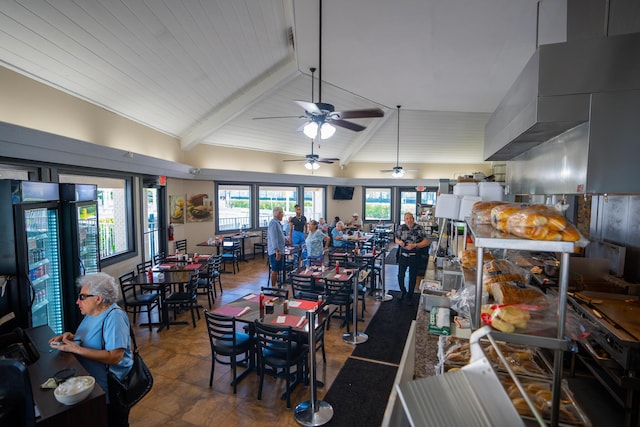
[333,186,354,200]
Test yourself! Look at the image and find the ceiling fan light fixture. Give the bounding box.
[304,160,320,170]
[320,122,335,139]
[303,121,318,138]
[392,168,405,178]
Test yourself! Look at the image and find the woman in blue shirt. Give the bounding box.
[304,220,329,266]
[331,221,347,248]
[49,273,133,427]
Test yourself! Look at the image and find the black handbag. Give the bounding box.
[102,308,153,408]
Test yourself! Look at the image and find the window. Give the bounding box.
[303,186,325,222]
[216,184,252,232]
[420,189,438,205]
[364,187,391,222]
[257,186,297,227]
[59,174,134,262]
[399,190,417,223]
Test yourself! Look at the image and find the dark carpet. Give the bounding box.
[351,290,419,364]
[323,358,398,427]
[321,290,419,426]
[385,247,398,264]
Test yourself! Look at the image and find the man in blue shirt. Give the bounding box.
[268,206,286,287]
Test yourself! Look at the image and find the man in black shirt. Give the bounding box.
[395,212,430,304]
[289,204,308,260]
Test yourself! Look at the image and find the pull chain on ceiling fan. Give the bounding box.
[381,105,418,178]
[253,0,384,139]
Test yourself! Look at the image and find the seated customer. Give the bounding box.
[346,213,362,230]
[331,221,347,249]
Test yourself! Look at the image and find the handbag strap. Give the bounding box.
[101,307,137,374]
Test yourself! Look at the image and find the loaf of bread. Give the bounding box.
[493,304,531,323]
[506,206,567,230]
[491,282,545,305]
[471,201,508,224]
[460,249,495,268]
[491,204,525,232]
[482,259,528,295]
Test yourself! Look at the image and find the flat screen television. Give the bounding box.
[333,186,354,200]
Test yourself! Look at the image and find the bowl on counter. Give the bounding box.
[54,376,95,405]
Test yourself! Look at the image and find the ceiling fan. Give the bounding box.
[253,0,384,139]
[283,140,339,170]
[381,105,418,178]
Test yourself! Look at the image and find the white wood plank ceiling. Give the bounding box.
[0,0,554,175]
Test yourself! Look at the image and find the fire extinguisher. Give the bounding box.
[168,224,174,241]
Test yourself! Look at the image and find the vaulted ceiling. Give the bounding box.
[0,0,559,175]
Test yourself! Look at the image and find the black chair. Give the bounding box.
[253,229,268,259]
[118,271,160,331]
[136,260,153,274]
[260,286,289,300]
[203,310,254,393]
[290,273,316,298]
[323,278,353,333]
[175,239,187,253]
[293,293,328,361]
[164,274,200,328]
[254,320,309,409]
[208,255,224,296]
[196,261,216,309]
[0,360,35,427]
[153,252,165,265]
[221,240,241,274]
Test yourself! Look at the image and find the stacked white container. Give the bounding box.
[458,196,483,221]
[478,182,504,201]
[452,182,479,197]
[434,194,460,219]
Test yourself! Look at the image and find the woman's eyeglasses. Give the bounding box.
[77,293,97,301]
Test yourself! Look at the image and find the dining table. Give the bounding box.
[226,232,261,262]
[127,270,195,331]
[212,292,336,396]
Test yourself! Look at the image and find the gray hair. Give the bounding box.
[336,221,345,227]
[273,206,284,216]
[77,272,120,305]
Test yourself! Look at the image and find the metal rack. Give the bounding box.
[468,222,577,427]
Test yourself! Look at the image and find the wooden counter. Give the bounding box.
[25,325,107,426]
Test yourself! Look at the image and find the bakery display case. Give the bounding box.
[467,221,579,427]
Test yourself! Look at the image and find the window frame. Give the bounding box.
[57,171,136,268]
[363,186,393,224]
[215,183,253,233]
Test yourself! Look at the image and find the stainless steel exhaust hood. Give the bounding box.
[484,32,640,162]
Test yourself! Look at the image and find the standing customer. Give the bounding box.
[289,204,308,258]
[268,206,286,287]
[304,220,330,266]
[395,212,430,304]
[49,273,133,426]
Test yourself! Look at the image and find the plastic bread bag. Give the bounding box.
[482,259,531,296]
[470,201,508,225]
[460,248,495,269]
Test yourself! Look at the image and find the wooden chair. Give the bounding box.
[204,310,254,393]
[253,229,268,259]
[118,271,160,331]
[254,320,309,409]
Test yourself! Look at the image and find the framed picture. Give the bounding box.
[170,194,185,224]
[186,193,213,223]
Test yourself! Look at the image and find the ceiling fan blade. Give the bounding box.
[317,157,339,162]
[294,100,321,115]
[331,119,366,132]
[380,169,396,173]
[282,159,306,163]
[333,108,384,120]
[318,160,334,164]
[253,115,305,120]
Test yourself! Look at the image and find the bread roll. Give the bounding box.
[561,224,581,242]
[490,316,515,333]
[511,398,533,416]
[471,201,508,224]
[491,282,545,305]
[494,305,531,323]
